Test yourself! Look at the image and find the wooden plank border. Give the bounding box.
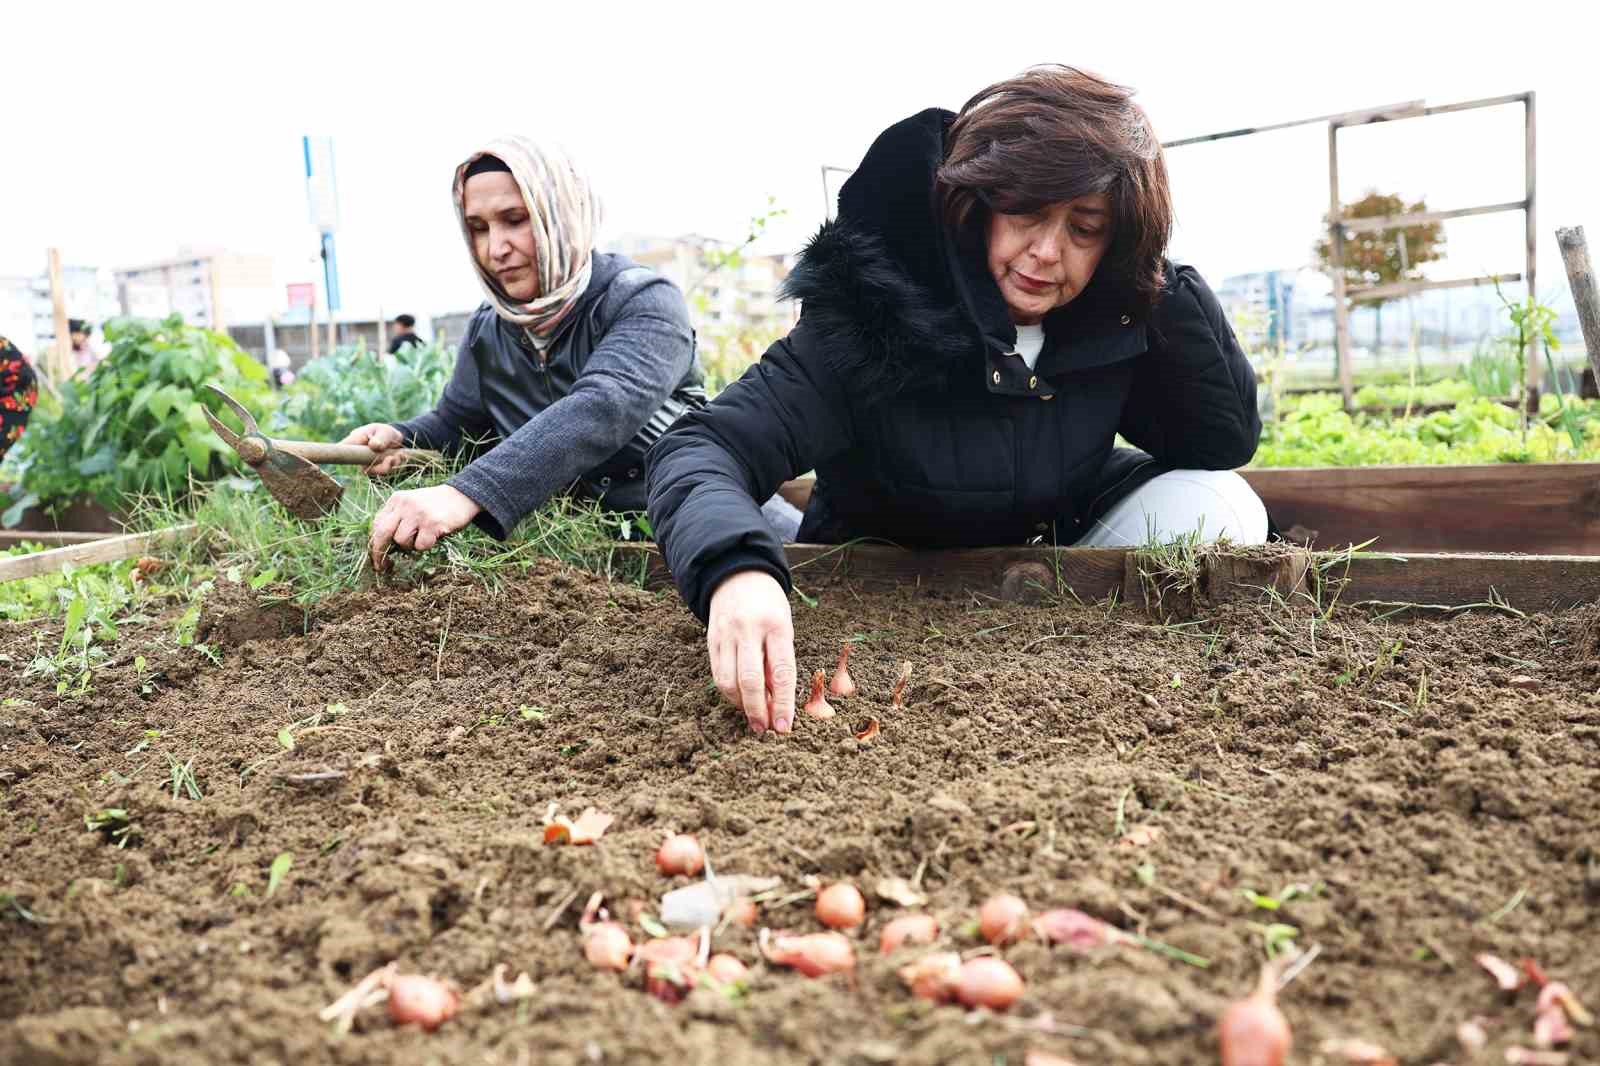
[777,465,1600,556]
[628,542,1600,612]
[1240,464,1600,554]
[0,525,197,584]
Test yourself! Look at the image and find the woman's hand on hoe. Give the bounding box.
[342,423,408,476]
[369,485,481,572]
[707,570,798,735]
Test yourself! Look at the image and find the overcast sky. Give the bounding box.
[7,0,1594,320]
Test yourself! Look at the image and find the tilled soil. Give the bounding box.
[2,558,1598,1066]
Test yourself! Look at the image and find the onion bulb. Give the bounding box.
[803,670,835,719]
[879,913,940,954]
[816,883,866,929]
[829,643,857,697]
[579,891,634,971]
[724,897,758,927]
[1218,968,1292,1066]
[638,935,705,1004]
[656,833,705,877]
[386,974,460,1031]
[583,922,633,971]
[978,893,1030,946]
[897,951,962,1003]
[956,956,1024,1010]
[760,929,856,977]
[705,953,750,986]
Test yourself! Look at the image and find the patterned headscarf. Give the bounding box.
[453,136,603,349]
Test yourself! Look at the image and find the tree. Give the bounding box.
[1314,190,1446,352]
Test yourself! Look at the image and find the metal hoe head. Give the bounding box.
[203,384,346,520]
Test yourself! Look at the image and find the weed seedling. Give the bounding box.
[133,655,154,695]
[518,704,548,721]
[84,808,138,848]
[124,729,160,757]
[267,852,293,897]
[165,754,203,801]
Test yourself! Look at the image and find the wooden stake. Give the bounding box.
[1557,226,1600,388]
[1524,91,1540,410]
[0,525,196,584]
[1327,124,1355,413]
[46,247,71,384]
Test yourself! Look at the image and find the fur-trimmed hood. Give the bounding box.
[781,108,1141,406]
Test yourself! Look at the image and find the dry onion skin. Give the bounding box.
[890,661,912,709]
[655,834,705,877]
[879,913,940,954]
[386,974,460,1031]
[816,882,866,929]
[978,893,1030,946]
[760,929,856,977]
[829,642,858,697]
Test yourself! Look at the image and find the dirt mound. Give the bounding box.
[2,556,1596,1065]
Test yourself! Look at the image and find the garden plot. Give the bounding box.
[2,557,1597,1065]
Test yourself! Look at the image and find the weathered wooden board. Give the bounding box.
[1240,464,1600,554]
[630,542,1600,612]
[0,530,115,548]
[0,525,196,583]
[781,466,1600,555]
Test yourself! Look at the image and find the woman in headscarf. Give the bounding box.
[648,66,1266,735]
[0,336,39,460]
[345,137,709,567]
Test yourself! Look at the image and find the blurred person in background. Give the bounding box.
[68,319,101,372]
[388,313,425,354]
[267,348,296,390]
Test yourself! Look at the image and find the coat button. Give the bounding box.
[1028,375,1037,389]
[627,467,639,479]
[600,476,612,487]
[1120,314,1132,325]
[991,370,1001,385]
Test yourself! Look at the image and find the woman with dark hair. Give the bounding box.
[648,66,1265,735]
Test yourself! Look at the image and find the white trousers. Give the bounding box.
[759,469,1268,548]
[1073,469,1268,548]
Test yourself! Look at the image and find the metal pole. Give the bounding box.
[1327,123,1355,411]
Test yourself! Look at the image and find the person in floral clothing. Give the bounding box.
[0,336,39,460]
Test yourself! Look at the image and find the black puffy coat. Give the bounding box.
[648,108,1260,621]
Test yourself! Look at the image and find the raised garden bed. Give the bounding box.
[2,551,1596,1065]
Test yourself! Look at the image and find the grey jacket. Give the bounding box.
[393,252,704,538]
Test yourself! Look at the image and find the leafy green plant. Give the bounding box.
[268,340,453,441]
[1255,393,1600,467]
[20,563,144,694]
[1,315,272,523]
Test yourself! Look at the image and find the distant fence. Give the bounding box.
[228,312,475,366]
